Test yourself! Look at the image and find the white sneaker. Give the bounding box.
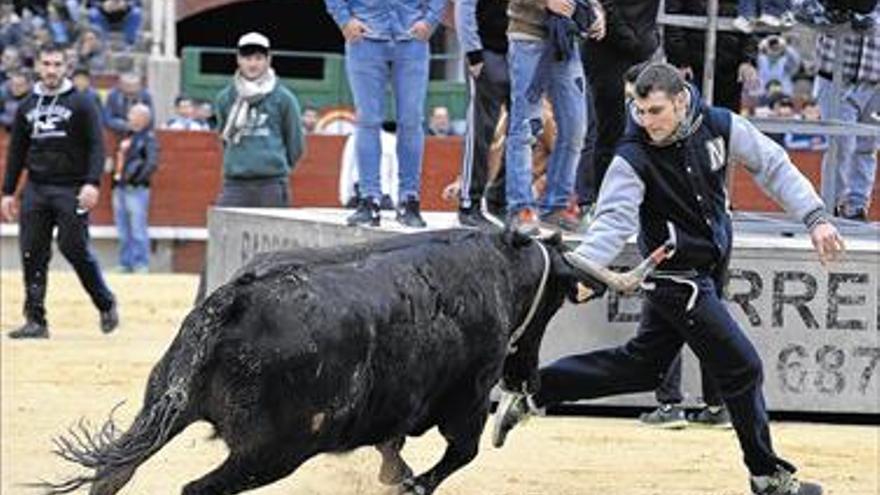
[758,13,783,27]
[733,16,755,33]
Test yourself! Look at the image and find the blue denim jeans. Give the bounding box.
[738,0,789,17]
[88,6,143,47]
[505,40,587,215]
[113,185,150,270]
[816,76,880,211]
[346,38,429,203]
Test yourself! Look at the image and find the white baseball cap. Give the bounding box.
[237,32,270,52]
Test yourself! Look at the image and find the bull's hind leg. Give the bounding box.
[376,436,414,485]
[181,447,313,495]
[401,408,487,495]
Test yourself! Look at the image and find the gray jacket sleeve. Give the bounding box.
[454,0,483,56]
[574,156,644,267]
[728,113,826,228]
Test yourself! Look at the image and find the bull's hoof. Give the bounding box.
[379,460,414,485]
[397,478,428,495]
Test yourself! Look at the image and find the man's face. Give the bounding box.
[431,108,450,132]
[9,75,29,97]
[302,109,318,132]
[237,52,270,80]
[38,51,66,90]
[128,107,150,132]
[120,77,140,96]
[633,90,686,143]
[176,99,194,118]
[1,48,19,70]
[73,74,90,92]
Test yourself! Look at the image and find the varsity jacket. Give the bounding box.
[574,85,826,279]
[3,79,104,194]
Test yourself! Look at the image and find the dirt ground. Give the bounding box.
[1,272,878,495]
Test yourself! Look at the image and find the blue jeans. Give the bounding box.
[113,186,150,270]
[816,76,880,212]
[346,38,429,203]
[738,0,789,17]
[88,6,143,47]
[505,40,587,215]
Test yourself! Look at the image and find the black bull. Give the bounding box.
[43,229,601,495]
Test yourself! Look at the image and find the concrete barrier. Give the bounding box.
[206,207,880,414]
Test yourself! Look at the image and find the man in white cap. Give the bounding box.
[195,31,305,302]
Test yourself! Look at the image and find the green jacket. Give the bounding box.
[215,82,305,180]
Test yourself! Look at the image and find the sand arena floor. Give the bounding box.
[1,272,878,495]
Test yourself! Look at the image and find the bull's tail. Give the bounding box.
[36,283,244,495]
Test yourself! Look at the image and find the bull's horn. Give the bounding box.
[563,241,675,293]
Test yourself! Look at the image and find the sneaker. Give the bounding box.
[638,404,688,429]
[100,305,119,334]
[508,208,540,236]
[688,405,733,429]
[835,204,868,222]
[8,320,49,339]
[540,205,581,233]
[396,198,427,228]
[757,13,783,28]
[458,206,498,230]
[732,16,755,33]
[851,12,875,32]
[751,467,823,495]
[347,198,380,227]
[492,391,531,448]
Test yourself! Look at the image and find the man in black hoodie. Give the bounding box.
[1,43,118,339]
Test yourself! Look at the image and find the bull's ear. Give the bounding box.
[537,230,562,247]
[503,226,533,248]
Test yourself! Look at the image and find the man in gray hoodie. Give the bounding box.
[494,63,841,495]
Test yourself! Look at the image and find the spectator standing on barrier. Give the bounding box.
[103,71,153,138]
[87,0,143,50]
[494,63,844,495]
[193,31,305,303]
[111,102,157,273]
[814,5,880,221]
[665,0,759,113]
[1,44,118,339]
[583,0,660,218]
[454,0,510,228]
[325,0,445,228]
[504,0,604,235]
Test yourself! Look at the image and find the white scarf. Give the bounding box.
[221,68,277,145]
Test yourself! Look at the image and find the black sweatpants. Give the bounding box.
[533,276,790,476]
[19,182,115,324]
[459,49,510,212]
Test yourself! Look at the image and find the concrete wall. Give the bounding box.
[206,208,880,414]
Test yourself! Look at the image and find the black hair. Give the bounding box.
[71,65,90,78]
[623,61,650,85]
[175,94,193,106]
[634,63,686,99]
[238,45,269,57]
[38,43,67,60]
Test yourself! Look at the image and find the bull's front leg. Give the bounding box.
[400,408,486,495]
[376,436,413,485]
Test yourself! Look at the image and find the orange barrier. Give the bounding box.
[0,131,876,224]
